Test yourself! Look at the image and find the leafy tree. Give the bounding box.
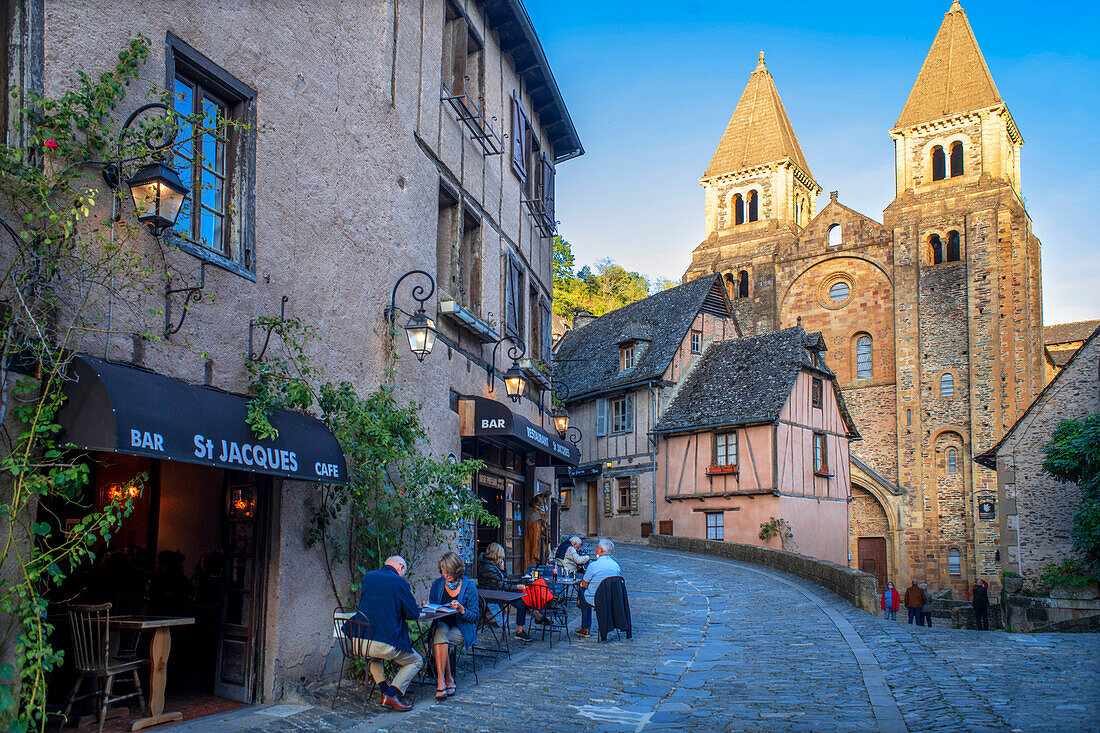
[552,236,663,319]
[1043,413,1100,573]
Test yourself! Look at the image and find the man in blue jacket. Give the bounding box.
[346,555,422,711]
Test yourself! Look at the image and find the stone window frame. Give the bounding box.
[938,369,958,398]
[817,272,854,310]
[925,228,964,266]
[721,183,765,230]
[919,133,970,187]
[852,332,873,381]
[948,548,962,576]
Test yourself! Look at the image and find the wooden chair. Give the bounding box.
[59,603,148,733]
[332,608,387,708]
[109,593,148,661]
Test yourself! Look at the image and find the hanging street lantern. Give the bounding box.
[553,408,570,438]
[404,308,438,362]
[126,161,189,233]
[503,361,526,403]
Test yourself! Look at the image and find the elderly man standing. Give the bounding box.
[561,536,590,577]
[345,556,422,712]
[574,539,620,638]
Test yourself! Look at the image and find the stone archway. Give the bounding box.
[849,483,890,590]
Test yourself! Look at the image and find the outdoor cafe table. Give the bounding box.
[107,615,195,731]
[333,608,457,688]
[476,589,523,655]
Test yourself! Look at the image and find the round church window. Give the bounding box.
[817,273,855,310]
[828,281,850,302]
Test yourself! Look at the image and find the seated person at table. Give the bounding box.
[347,555,422,712]
[574,538,621,638]
[561,536,591,577]
[428,552,479,699]
[477,542,545,642]
[554,537,572,561]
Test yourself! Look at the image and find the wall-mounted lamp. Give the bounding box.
[102,102,189,236]
[488,335,526,403]
[385,270,438,362]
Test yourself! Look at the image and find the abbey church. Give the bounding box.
[682,0,1043,596]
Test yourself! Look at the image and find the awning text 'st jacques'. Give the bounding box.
[60,355,348,485]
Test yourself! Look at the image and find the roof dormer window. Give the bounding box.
[620,343,635,371]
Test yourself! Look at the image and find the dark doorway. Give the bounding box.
[857,537,888,590]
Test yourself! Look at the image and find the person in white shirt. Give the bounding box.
[574,539,621,638]
[562,536,590,577]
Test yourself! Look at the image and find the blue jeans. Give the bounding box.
[580,593,593,630]
[885,609,897,621]
[908,608,921,624]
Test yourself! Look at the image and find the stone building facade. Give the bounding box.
[682,1,1043,596]
[977,326,1100,585]
[5,0,580,710]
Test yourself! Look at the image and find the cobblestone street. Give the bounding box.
[173,545,1100,732]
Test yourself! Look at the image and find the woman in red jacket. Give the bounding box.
[881,581,900,621]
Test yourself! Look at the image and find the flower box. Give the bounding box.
[518,358,552,390]
[438,298,501,343]
[706,464,737,476]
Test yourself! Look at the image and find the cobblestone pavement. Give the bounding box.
[173,545,1100,732]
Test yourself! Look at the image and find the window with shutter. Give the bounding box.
[595,399,608,436]
[510,92,528,182]
[506,256,524,337]
[629,475,639,515]
[540,153,556,230]
[540,300,552,363]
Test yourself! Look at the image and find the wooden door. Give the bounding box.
[586,481,598,536]
[857,537,888,591]
[215,474,266,702]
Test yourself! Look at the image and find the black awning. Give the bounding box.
[460,397,578,466]
[59,355,348,485]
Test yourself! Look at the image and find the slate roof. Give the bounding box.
[653,326,859,438]
[977,324,1100,468]
[705,53,814,181]
[895,1,1003,129]
[1044,319,1100,347]
[553,276,730,402]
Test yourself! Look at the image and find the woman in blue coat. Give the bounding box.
[428,551,479,699]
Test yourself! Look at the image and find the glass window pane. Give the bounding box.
[829,281,850,302]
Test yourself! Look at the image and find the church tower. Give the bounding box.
[884,0,1043,593]
[685,53,821,335]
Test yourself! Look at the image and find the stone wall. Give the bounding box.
[648,534,879,614]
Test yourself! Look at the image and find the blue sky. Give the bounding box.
[527,0,1100,324]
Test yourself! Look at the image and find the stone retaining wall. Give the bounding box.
[647,535,879,614]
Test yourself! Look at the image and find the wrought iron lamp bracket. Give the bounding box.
[486,334,526,392]
[248,295,290,361]
[163,261,206,338]
[385,269,436,327]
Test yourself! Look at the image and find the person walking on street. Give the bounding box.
[920,583,933,626]
[904,580,926,624]
[972,579,990,630]
[881,581,900,621]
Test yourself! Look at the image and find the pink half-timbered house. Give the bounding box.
[653,327,860,563]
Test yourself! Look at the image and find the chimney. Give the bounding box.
[572,310,597,329]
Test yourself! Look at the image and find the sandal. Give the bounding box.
[445,684,456,697]
[435,688,447,700]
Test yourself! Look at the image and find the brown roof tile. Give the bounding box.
[895,1,1002,129]
[705,53,813,180]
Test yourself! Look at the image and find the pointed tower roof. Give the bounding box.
[895,1,1002,128]
[705,52,813,179]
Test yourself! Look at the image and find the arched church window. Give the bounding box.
[940,372,954,397]
[947,448,958,474]
[724,272,738,300]
[931,145,945,181]
[948,549,961,576]
[929,234,943,265]
[747,190,759,222]
[795,199,803,226]
[733,194,744,225]
[950,141,963,177]
[738,270,749,299]
[946,230,961,262]
[828,224,841,247]
[855,334,873,379]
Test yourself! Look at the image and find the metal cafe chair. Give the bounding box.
[332,608,388,708]
[59,603,149,733]
[526,581,571,648]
